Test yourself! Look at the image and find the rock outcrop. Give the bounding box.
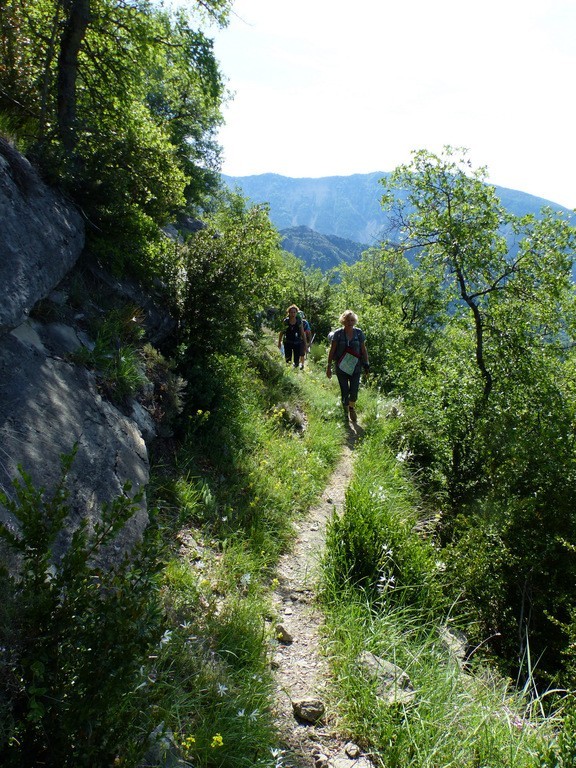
[0,141,150,564]
[0,139,85,334]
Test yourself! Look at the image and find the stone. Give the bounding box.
[330,758,374,768]
[276,623,293,644]
[292,697,325,724]
[357,651,416,706]
[344,742,361,758]
[0,328,149,568]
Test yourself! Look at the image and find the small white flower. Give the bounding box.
[159,630,172,646]
[216,682,228,697]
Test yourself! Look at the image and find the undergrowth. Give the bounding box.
[143,335,345,767]
[3,332,575,766]
[320,401,575,767]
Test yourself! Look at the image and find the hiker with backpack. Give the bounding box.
[278,304,307,368]
[326,310,370,422]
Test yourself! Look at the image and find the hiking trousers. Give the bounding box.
[284,341,300,366]
[336,367,361,406]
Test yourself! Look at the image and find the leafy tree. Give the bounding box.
[0,0,230,241]
[373,147,576,681]
[176,192,285,355]
[336,245,447,391]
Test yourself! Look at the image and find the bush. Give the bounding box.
[0,452,163,767]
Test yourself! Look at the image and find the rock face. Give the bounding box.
[0,325,149,561]
[0,140,85,334]
[0,141,149,564]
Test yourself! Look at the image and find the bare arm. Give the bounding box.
[326,338,337,378]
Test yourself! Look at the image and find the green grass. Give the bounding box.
[4,330,573,766]
[319,405,563,768]
[144,334,347,767]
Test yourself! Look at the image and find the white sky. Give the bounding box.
[207,0,576,209]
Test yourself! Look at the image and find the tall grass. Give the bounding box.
[320,402,562,767]
[145,335,346,767]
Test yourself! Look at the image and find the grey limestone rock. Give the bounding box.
[0,146,85,334]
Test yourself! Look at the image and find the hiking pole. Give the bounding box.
[307,333,315,357]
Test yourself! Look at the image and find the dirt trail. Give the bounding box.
[271,422,364,768]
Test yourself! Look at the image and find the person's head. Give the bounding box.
[287,304,299,319]
[339,310,358,326]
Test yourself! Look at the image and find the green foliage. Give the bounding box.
[72,305,147,403]
[175,192,286,363]
[1,0,231,271]
[321,408,558,767]
[323,591,554,768]
[142,338,346,767]
[0,452,163,767]
[153,565,279,768]
[339,147,576,683]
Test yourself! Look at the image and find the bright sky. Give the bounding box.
[208,0,576,209]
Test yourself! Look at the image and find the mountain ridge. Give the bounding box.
[222,171,572,246]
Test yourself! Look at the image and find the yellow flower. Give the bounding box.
[211,733,224,749]
[180,734,196,758]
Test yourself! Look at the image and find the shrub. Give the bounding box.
[0,452,163,767]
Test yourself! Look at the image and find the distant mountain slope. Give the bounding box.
[280,226,367,271]
[222,172,573,247]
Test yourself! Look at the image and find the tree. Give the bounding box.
[176,192,285,358]
[0,0,231,226]
[377,147,576,681]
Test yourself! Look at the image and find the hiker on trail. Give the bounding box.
[299,312,312,369]
[278,304,306,368]
[326,310,369,422]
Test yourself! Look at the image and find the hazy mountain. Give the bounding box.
[279,226,367,271]
[222,171,573,249]
[222,172,388,245]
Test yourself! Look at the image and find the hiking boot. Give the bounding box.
[299,363,304,370]
[349,405,357,422]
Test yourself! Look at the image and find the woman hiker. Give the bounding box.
[326,310,369,422]
[278,304,306,368]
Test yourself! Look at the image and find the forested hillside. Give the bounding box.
[2,1,576,766]
[280,225,367,271]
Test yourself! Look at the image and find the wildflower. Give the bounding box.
[211,733,224,748]
[381,544,393,559]
[159,629,172,646]
[270,747,285,767]
[216,682,228,697]
[248,708,259,721]
[181,735,196,757]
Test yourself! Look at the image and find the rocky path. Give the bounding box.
[270,422,374,768]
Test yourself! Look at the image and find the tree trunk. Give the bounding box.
[57,0,90,153]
